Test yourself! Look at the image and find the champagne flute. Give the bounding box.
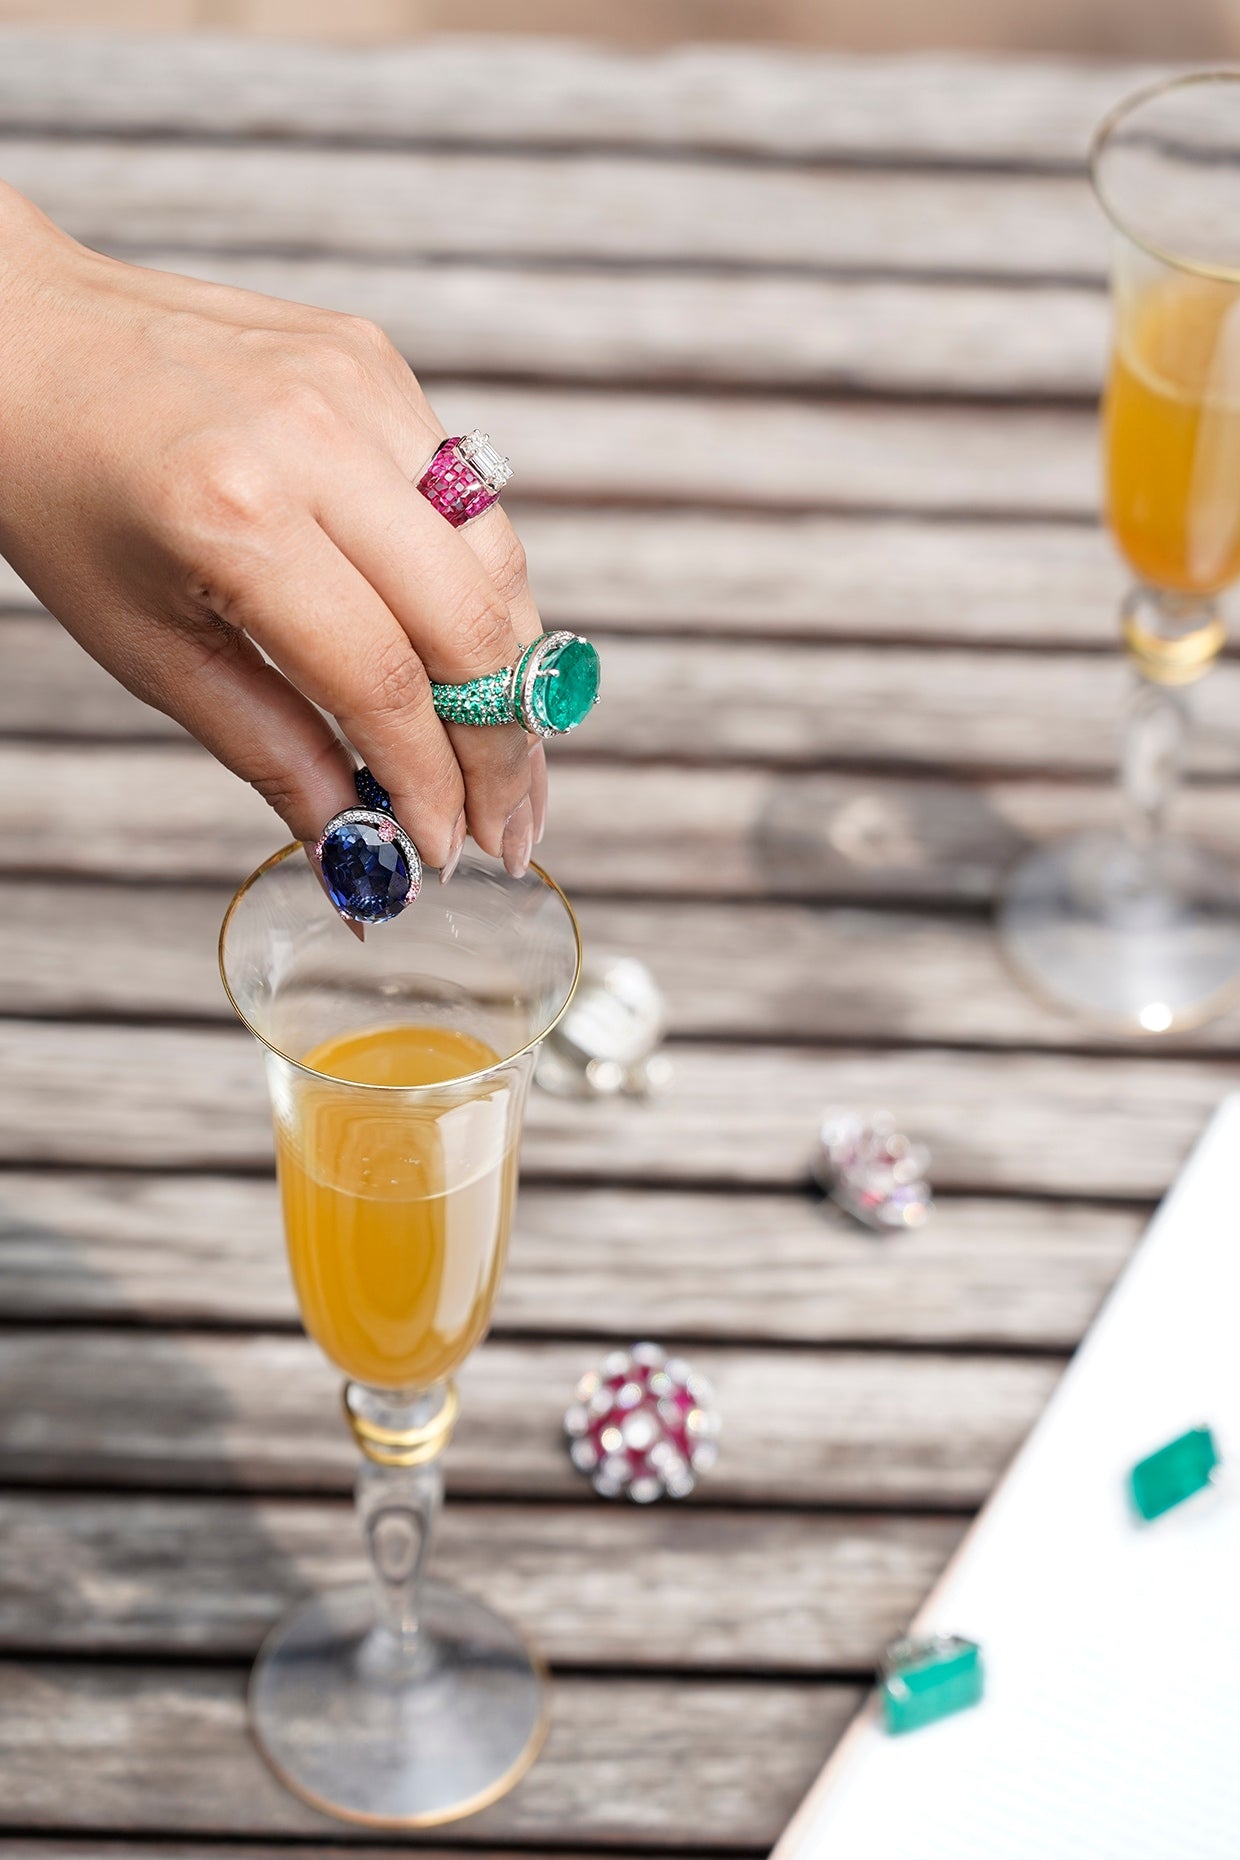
[219,843,580,1827]
[1000,74,1240,1032]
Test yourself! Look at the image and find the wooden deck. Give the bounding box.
[0,32,1229,1857]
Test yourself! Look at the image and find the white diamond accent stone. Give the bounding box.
[458,430,512,491]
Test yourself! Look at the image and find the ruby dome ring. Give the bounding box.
[417,430,512,527]
[431,631,601,739]
[314,767,422,925]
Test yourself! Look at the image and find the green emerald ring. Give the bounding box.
[430,631,601,739]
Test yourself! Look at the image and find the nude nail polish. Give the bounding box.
[529,743,548,845]
[440,811,466,885]
[502,796,534,879]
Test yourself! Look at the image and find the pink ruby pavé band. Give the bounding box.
[416,430,513,527]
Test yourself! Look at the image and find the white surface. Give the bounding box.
[777,1091,1240,1860]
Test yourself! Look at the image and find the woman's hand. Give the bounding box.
[0,180,546,878]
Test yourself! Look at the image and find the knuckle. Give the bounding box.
[446,588,514,672]
[269,374,335,437]
[307,334,373,398]
[363,635,429,723]
[189,441,281,533]
[338,314,402,373]
[248,768,306,823]
[343,313,390,350]
[486,530,529,607]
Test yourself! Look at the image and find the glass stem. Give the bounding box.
[1121,675,1189,848]
[1118,587,1221,850]
[345,1382,456,1667]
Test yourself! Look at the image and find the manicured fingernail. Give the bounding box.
[502,795,534,879]
[440,810,466,885]
[529,742,548,845]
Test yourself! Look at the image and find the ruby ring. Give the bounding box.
[417,430,513,527]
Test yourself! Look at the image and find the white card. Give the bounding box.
[776,1092,1240,1860]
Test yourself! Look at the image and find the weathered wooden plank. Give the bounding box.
[0,36,1153,165]
[432,384,1098,516]
[0,1169,1136,1348]
[15,622,1240,780]
[10,741,1239,906]
[0,1015,1227,1197]
[40,250,1105,397]
[0,511,1132,645]
[0,1493,959,1669]
[4,137,1102,279]
[0,383,1096,516]
[0,885,1104,1049]
[0,388,1098,522]
[7,883,1238,1064]
[0,1330,1058,1507]
[0,1660,856,1848]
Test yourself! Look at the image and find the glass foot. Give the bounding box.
[998,829,1240,1033]
[249,1579,549,1829]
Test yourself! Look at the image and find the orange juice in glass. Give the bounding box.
[276,1022,517,1391]
[1105,272,1240,594]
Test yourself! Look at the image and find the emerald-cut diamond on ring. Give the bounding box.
[430,632,601,740]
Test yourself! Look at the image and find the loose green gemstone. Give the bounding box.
[1129,1425,1219,1521]
[532,637,600,734]
[880,1638,984,1736]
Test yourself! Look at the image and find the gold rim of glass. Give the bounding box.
[218,841,583,1092]
[1090,69,1240,283]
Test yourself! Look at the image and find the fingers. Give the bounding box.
[314,445,538,871]
[71,597,356,842]
[321,360,550,850]
[461,504,544,650]
[193,515,465,869]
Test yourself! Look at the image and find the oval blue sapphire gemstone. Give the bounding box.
[319,821,413,924]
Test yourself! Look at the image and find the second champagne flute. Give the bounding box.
[1000,75,1240,1032]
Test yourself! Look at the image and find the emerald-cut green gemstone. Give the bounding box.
[1129,1425,1219,1521]
[880,1637,984,1736]
[532,637,600,734]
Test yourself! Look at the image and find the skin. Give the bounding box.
[0,180,548,881]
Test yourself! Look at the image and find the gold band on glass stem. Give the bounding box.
[1122,610,1228,686]
[343,1382,460,1468]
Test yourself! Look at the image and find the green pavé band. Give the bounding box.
[430,632,600,739]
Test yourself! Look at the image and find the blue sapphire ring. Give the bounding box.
[314,768,422,925]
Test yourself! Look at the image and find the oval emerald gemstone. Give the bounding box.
[531,637,600,734]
